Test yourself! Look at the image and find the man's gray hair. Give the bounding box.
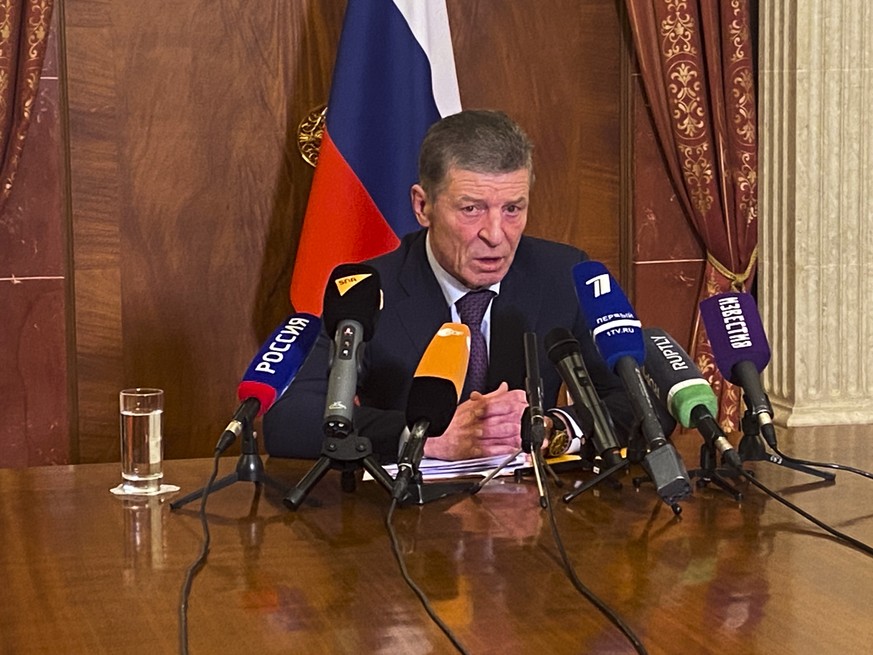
[418,109,534,197]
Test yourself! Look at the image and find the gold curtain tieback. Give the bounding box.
[707,245,758,292]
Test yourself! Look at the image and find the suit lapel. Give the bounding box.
[391,232,451,352]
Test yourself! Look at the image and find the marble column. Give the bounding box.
[759,1,873,425]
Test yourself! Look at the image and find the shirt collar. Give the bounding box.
[424,231,501,310]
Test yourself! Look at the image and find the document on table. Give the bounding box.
[372,452,529,481]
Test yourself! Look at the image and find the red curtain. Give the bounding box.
[625,0,758,431]
[0,0,54,215]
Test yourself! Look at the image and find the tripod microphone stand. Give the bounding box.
[472,420,568,504]
[395,469,478,506]
[391,418,479,507]
[687,439,744,502]
[282,428,396,510]
[563,414,651,505]
[561,432,634,504]
[170,421,284,510]
[561,456,627,502]
[737,410,835,482]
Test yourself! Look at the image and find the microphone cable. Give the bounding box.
[177,449,221,655]
[385,498,471,655]
[726,461,873,558]
[770,445,873,481]
[535,447,648,655]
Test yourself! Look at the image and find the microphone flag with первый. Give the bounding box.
[573,260,691,507]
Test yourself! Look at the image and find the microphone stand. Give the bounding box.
[283,428,396,510]
[396,473,479,506]
[687,440,743,502]
[562,418,640,503]
[170,421,285,510]
[561,455,627,503]
[471,414,563,505]
[561,431,632,504]
[737,410,835,482]
[393,424,479,506]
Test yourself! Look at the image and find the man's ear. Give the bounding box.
[410,184,430,227]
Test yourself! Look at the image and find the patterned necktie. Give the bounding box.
[456,289,496,401]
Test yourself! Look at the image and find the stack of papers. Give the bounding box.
[379,452,528,481]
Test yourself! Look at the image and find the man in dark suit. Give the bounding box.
[264,110,636,462]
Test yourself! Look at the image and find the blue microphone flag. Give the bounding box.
[237,312,322,413]
[572,261,645,370]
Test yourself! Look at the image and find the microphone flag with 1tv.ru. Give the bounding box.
[572,260,691,507]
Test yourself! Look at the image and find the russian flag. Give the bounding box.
[290,0,462,314]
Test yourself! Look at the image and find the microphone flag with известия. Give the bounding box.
[699,291,776,449]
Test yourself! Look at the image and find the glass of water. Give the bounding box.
[118,388,164,495]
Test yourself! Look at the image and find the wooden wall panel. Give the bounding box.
[62,1,628,462]
[65,1,125,463]
[65,1,346,460]
[448,0,625,274]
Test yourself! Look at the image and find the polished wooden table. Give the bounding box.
[1,426,872,654]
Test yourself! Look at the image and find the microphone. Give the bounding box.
[642,327,742,469]
[544,327,624,467]
[573,261,691,506]
[393,323,470,500]
[699,292,777,448]
[523,332,547,454]
[522,332,551,507]
[217,312,322,453]
[321,263,382,439]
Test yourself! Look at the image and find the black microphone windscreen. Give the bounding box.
[405,376,458,437]
[322,263,382,340]
[544,327,579,364]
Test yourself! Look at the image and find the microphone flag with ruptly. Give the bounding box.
[642,327,718,429]
[642,327,741,468]
[218,313,321,452]
[290,0,462,314]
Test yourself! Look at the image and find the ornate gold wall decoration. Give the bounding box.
[297,105,327,168]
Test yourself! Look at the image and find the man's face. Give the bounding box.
[411,166,530,289]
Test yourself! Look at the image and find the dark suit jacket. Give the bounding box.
[264,229,638,461]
